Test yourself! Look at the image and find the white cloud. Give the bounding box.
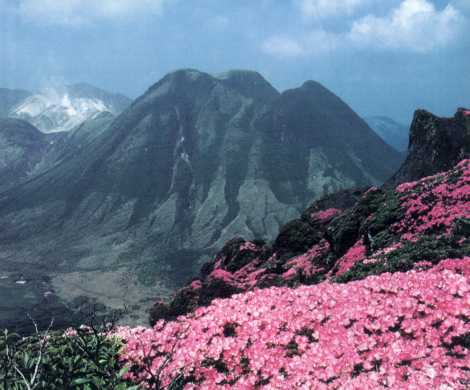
[17,0,171,25]
[298,0,368,19]
[261,36,306,58]
[349,0,464,51]
[263,0,465,58]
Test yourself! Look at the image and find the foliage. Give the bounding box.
[0,317,140,390]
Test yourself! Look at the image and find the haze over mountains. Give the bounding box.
[0,69,403,329]
[365,116,409,152]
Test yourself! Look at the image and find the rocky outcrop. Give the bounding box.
[0,69,401,329]
[387,108,470,187]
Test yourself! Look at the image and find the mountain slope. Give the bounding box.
[30,111,116,176]
[0,88,32,117]
[0,118,48,192]
[10,83,131,133]
[259,81,401,206]
[0,69,401,329]
[365,115,409,152]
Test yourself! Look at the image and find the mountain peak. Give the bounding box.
[163,68,212,82]
[215,69,266,82]
[143,68,279,104]
[300,80,330,93]
[216,69,279,101]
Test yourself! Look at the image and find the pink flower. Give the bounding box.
[114,258,470,389]
[311,208,341,222]
[335,240,367,276]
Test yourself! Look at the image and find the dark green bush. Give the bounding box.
[0,321,139,390]
[336,234,467,283]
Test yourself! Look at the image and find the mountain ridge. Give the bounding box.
[0,69,401,330]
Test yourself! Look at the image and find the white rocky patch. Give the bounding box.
[10,88,114,134]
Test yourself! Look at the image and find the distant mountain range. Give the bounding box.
[0,69,402,330]
[365,115,409,152]
[0,84,130,133]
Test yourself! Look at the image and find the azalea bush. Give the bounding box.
[149,160,470,324]
[116,258,470,389]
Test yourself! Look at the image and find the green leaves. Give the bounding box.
[0,326,140,390]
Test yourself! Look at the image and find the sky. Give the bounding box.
[0,0,469,124]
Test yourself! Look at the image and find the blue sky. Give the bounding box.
[1,0,469,123]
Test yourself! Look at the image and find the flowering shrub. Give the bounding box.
[117,259,470,389]
[393,159,470,241]
[310,208,341,222]
[335,239,367,276]
[150,160,470,324]
[336,160,469,282]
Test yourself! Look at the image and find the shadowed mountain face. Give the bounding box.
[0,118,48,192]
[0,89,32,117]
[365,116,409,152]
[0,69,401,329]
[387,108,470,187]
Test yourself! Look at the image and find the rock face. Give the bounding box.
[0,69,401,329]
[365,115,409,152]
[9,83,130,133]
[387,108,470,187]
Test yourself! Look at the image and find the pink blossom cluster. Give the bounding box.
[393,159,470,241]
[311,208,341,222]
[462,110,470,117]
[209,257,266,290]
[335,239,367,276]
[282,240,330,280]
[115,258,470,389]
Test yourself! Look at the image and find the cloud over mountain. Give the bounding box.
[262,0,466,57]
[349,0,464,51]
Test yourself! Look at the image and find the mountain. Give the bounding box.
[0,88,32,117]
[365,115,409,152]
[30,111,116,176]
[9,83,131,133]
[0,69,401,330]
[387,108,470,187]
[0,118,49,192]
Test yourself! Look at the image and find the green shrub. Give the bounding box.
[0,321,139,390]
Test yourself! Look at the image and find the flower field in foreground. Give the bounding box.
[115,257,470,389]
